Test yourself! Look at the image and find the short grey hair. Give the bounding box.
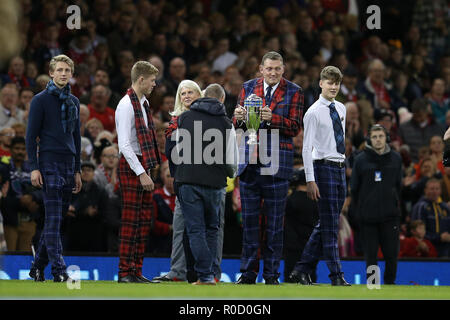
[261,51,283,66]
[204,83,225,101]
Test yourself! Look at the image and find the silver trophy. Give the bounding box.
[244,94,263,145]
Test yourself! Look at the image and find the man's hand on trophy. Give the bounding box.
[261,106,272,122]
[234,105,246,121]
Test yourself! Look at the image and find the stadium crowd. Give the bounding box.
[0,0,449,261]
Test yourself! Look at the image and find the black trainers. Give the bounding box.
[236,275,256,284]
[29,268,45,282]
[53,273,70,283]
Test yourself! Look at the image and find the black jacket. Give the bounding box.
[174,97,234,189]
[350,144,403,223]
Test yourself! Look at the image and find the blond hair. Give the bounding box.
[131,61,159,83]
[320,66,343,83]
[49,54,75,74]
[171,80,203,117]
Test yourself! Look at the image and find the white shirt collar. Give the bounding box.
[319,94,335,106]
[163,186,171,197]
[140,95,148,106]
[264,80,279,95]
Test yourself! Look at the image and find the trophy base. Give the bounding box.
[247,130,258,145]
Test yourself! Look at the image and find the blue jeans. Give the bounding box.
[178,184,222,282]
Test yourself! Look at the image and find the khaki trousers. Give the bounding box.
[4,221,36,252]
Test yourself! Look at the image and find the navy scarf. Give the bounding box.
[46,80,78,133]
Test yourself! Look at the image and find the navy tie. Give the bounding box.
[265,86,272,105]
[328,102,345,154]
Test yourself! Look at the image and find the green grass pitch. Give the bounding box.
[1,280,450,299]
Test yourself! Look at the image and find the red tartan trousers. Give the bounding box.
[118,156,153,277]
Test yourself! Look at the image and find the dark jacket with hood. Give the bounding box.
[173,97,236,189]
[350,143,403,223]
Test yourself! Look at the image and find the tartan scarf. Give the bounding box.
[46,80,78,133]
[127,88,160,171]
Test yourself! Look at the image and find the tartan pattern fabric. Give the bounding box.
[33,161,74,276]
[239,166,289,280]
[233,77,303,180]
[165,115,179,139]
[234,77,303,136]
[127,88,161,171]
[46,80,78,133]
[329,102,345,154]
[118,156,153,277]
[294,161,346,279]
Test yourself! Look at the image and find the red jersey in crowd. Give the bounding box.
[399,237,438,258]
[151,187,176,236]
[88,104,116,133]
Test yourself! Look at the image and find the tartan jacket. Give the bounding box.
[232,77,303,180]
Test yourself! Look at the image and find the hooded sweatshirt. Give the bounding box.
[174,97,238,189]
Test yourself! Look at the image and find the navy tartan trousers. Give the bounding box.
[239,165,289,281]
[294,161,346,280]
[33,161,74,276]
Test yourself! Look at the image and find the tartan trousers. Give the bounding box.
[239,165,289,281]
[118,156,153,277]
[294,161,346,280]
[33,161,74,276]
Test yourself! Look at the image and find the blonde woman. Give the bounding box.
[153,80,203,282]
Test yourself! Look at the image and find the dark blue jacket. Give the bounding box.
[351,145,403,223]
[25,89,81,172]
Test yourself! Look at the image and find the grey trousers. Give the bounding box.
[166,190,226,280]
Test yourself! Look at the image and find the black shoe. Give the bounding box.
[265,277,280,285]
[152,274,173,282]
[331,276,351,286]
[53,273,70,283]
[29,268,45,282]
[236,275,256,285]
[118,274,139,283]
[136,275,160,283]
[288,270,313,285]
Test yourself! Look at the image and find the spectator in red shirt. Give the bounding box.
[88,84,116,134]
[0,56,35,89]
[400,220,438,257]
[357,59,393,110]
[0,127,15,157]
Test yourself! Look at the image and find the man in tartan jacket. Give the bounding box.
[115,61,161,283]
[233,51,303,285]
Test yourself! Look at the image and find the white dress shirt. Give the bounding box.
[302,94,346,182]
[115,94,149,176]
[226,126,239,178]
[263,81,279,102]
